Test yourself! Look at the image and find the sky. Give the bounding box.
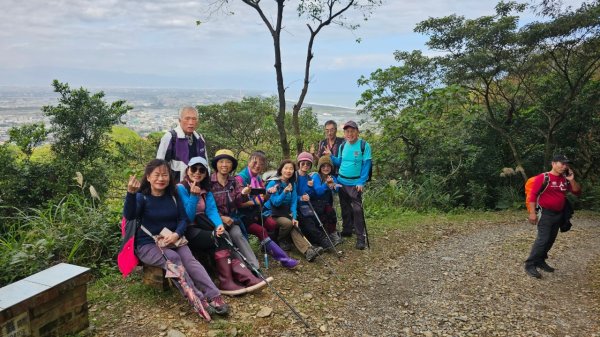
[0,0,587,106]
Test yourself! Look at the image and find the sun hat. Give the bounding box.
[211,149,238,172]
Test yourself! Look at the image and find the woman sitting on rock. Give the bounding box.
[236,151,299,269]
[123,159,228,319]
[177,156,270,296]
[263,159,323,262]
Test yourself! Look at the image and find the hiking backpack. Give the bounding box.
[339,139,373,182]
[524,172,549,213]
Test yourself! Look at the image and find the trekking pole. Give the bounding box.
[220,234,310,328]
[258,201,269,269]
[306,201,343,259]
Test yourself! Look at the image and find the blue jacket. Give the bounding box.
[176,184,223,227]
[263,179,298,220]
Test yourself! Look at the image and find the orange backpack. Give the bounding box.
[524,172,549,213]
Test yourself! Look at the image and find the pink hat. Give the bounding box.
[296,151,313,164]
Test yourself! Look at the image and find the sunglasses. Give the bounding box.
[190,165,207,174]
[299,161,312,166]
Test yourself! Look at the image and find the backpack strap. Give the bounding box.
[535,172,550,208]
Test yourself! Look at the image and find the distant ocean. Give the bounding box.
[0,86,360,142]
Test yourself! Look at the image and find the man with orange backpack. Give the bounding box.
[524,155,581,279]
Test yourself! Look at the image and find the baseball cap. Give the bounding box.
[343,120,359,130]
[551,154,572,164]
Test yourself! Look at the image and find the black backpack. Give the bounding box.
[339,139,372,182]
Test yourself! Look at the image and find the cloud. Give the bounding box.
[0,0,590,92]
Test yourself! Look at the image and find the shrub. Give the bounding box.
[0,177,121,286]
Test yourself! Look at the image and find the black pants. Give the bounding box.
[339,185,366,241]
[297,205,331,248]
[525,209,562,267]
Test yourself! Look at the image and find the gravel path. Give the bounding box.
[337,218,600,337]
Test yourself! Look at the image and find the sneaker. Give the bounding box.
[329,232,343,246]
[305,246,323,262]
[209,295,230,316]
[524,265,542,279]
[355,241,366,250]
[537,261,555,273]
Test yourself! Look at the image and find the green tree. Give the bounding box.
[8,123,48,158]
[42,80,132,164]
[414,1,600,178]
[197,96,280,157]
[214,0,382,157]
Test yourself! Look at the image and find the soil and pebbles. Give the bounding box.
[88,212,599,337]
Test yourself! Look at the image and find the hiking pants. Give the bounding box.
[339,185,366,242]
[298,212,330,248]
[136,243,220,300]
[246,216,278,241]
[272,216,311,254]
[227,224,259,269]
[525,208,562,267]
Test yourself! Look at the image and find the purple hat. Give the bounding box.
[343,120,359,130]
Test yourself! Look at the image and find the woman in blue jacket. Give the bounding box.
[178,157,269,296]
[311,155,342,246]
[263,159,322,262]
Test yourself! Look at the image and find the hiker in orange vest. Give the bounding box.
[524,154,581,279]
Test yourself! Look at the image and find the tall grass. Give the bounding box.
[0,192,121,286]
[363,175,462,218]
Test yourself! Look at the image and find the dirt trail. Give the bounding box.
[89,213,600,337]
[338,217,600,337]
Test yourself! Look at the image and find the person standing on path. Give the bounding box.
[157,106,208,182]
[525,154,581,279]
[325,120,372,250]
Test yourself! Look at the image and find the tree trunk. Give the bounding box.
[273,1,290,158]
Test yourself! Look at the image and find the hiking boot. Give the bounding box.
[263,238,299,269]
[305,246,323,262]
[329,232,343,246]
[214,250,246,296]
[537,261,555,273]
[208,295,230,316]
[355,241,366,250]
[525,265,542,279]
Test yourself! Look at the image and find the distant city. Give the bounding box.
[0,86,360,143]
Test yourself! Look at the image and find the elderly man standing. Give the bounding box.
[157,106,208,181]
[325,120,372,250]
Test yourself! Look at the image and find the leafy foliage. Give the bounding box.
[0,174,120,286]
[358,1,600,208]
[8,123,48,157]
[43,80,132,164]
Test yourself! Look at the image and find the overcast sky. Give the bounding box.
[0,0,586,105]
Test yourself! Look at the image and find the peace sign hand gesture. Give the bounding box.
[127,175,140,194]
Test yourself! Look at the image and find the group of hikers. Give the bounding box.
[120,106,372,321]
[120,106,581,322]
